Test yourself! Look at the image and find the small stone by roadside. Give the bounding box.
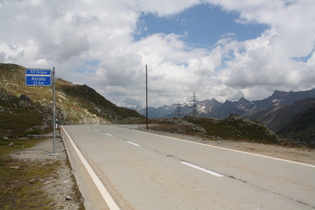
[10,136,84,210]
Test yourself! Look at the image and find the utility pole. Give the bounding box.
[190,92,198,117]
[146,64,149,129]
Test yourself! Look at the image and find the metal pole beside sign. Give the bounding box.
[146,65,149,129]
[52,67,56,154]
[25,67,57,155]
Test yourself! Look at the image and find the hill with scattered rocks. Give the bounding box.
[0,63,143,137]
[123,115,287,146]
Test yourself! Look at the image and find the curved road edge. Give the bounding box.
[61,126,120,210]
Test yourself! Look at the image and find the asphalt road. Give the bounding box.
[62,125,315,210]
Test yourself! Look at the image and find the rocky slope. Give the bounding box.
[0,63,143,137]
[126,115,284,145]
[246,98,315,131]
[277,103,315,146]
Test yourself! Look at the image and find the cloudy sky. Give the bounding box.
[1,0,315,107]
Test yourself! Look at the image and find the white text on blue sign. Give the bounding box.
[26,69,51,75]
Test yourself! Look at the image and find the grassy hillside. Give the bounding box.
[0,88,46,137]
[0,63,143,137]
[58,81,141,121]
[184,115,281,144]
[142,115,283,145]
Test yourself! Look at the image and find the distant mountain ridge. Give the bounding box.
[136,88,315,120]
[135,88,315,146]
[246,98,315,131]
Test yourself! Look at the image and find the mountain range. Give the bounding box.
[136,88,315,119]
[135,88,315,146]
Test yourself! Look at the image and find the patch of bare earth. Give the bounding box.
[10,137,84,209]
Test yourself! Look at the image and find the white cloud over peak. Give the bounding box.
[1,0,315,107]
[129,0,201,16]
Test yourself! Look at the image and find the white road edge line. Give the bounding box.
[127,141,141,147]
[181,161,224,177]
[61,127,120,210]
[106,133,113,136]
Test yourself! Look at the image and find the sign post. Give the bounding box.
[52,67,56,154]
[25,68,57,154]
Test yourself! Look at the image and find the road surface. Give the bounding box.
[61,125,315,210]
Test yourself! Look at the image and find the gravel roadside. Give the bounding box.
[10,136,84,209]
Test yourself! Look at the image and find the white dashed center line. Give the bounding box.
[181,161,224,178]
[127,141,141,147]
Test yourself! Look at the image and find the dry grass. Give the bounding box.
[0,139,57,209]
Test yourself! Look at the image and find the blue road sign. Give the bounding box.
[25,69,51,86]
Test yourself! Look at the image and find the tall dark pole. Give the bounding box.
[52,67,56,154]
[146,64,149,129]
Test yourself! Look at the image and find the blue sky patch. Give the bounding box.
[134,4,269,48]
[84,59,101,66]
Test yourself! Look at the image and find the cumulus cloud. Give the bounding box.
[56,35,89,62]
[206,0,315,100]
[1,0,315,107]
[128,0,202,16]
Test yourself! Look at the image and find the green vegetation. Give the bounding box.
[0,64,52,137]
[0,138,57,209]
[58,82,143,122]
[0,109,44,137]
[186,115,280,144]
[146,115,282,145]
[0,138,43,155]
